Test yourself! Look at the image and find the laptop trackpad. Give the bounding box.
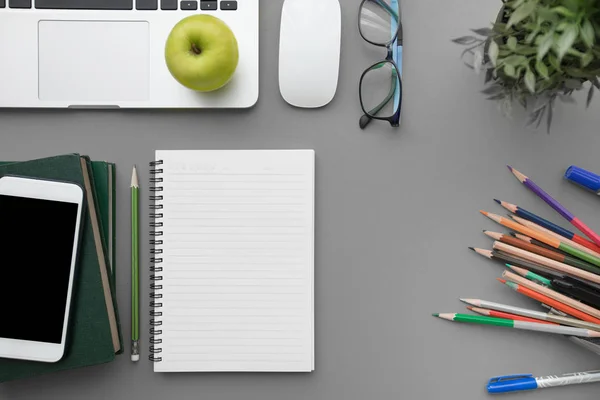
[38,21,149,103]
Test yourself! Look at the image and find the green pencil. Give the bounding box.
[506,264,552,287]
[433,313,600,337]
[131,166,140,362]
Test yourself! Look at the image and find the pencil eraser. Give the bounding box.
[131,354,140,362]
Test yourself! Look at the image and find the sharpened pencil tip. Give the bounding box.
[494,199,501,205]
[131,165,139,188]
[466,306,473,311]
[432,313,439,318]
[468,247,475,251]
[507,165,513,172]
[480,210,489,216]
[496,278,507,284]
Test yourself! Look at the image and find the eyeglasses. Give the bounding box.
[358,0,403,129]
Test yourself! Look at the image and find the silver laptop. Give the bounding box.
[0,0,258,108]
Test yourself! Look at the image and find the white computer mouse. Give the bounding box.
[278,0,341,108]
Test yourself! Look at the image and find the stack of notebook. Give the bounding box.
[0,154,121,382]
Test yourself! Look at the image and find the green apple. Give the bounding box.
[165,15,239,92]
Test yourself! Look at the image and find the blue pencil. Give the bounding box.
[495,199,600,254]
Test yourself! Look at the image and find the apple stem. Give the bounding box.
[191,43,202,55]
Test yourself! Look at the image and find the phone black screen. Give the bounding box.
[0,194,79,344]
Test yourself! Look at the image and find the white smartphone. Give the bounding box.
[0,176,84,363]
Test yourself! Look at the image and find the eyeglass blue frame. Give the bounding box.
[358,0,403,129]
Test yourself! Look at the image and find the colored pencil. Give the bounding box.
[131,166,140,362]
[499,278,600,324]
[506,264,552,287]
[496,199,600,253]
[493,241,600,283]
[503,270,600,320]
[432,313,600,338]
[508,166,600,247]
[512,215,600,260]
[480,211,600,268]
[461,299,600,331]
[485,230,596,272]
[467,306,558,325]
[512,233,568,255]
[470,247,564,279]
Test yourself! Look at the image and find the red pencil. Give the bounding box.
[497,278,600,324]
[467,306,558,325]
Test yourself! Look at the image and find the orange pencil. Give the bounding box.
[467,306,558,325]
[498,278,600,325]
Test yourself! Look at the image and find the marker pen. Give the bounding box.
[565,165,600,195]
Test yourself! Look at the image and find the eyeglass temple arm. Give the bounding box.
[359,69,399,129]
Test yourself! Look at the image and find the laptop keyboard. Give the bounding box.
[1,0,236,9]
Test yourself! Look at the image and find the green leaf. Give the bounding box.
[492,22,508,32]
[551,6,577,18]
[562,0,580,13]
[548,53,561,71]
[581,20,595,48]
[504,64,517,78]
[514,45,538,55]
[556,24,579,60]
[503,55,528,66]
[537,31,554,60]
[488,40,499,66]
[509,0,526,10]
[507,2,536,28]
[582,52,593,67]
[525,68,536,93]
[556,22,570,32]
[526,29,540,44]
[537,7,558,23]
[507,36,517,51]
[535,60,549,79]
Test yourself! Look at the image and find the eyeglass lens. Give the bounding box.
[361,61,400,119]
[359,0,399,45]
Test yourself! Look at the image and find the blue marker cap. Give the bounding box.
[565,165,600,193]
[487,374,537,393]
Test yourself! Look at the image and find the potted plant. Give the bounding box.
[454,0,600,132]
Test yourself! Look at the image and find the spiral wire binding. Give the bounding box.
[149,160,164,362]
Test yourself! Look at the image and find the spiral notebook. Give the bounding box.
[150,150,315,372]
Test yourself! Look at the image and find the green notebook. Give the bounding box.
[0,154,122,383]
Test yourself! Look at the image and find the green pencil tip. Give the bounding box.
[432,313,439,317]
[494,199,501,205]
[505,263,513,269]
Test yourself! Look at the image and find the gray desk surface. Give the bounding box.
[2,0,600,398]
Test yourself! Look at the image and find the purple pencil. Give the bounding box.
[508,166,600,247]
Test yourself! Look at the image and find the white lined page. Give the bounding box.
[154,150,314,372]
